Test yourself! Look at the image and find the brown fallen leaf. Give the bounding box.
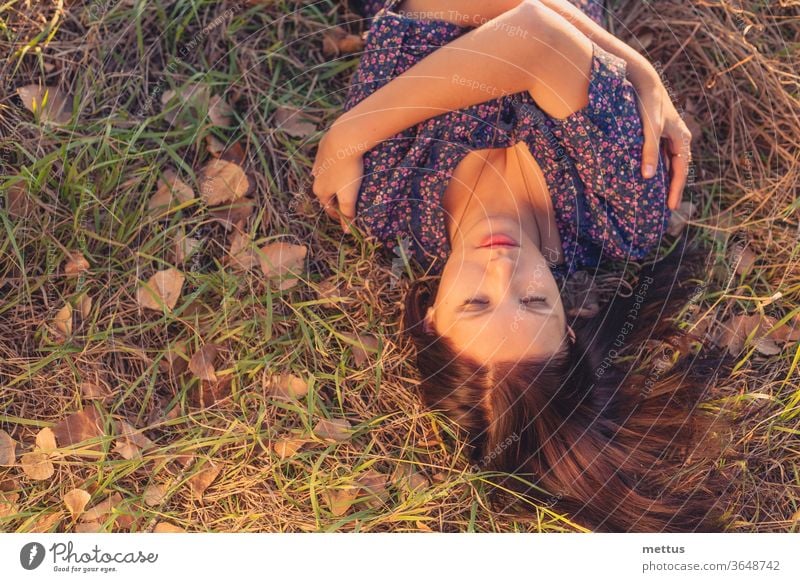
[730,241,757,276]
[356,469,390,509]
[342,332,379,367]
[208,197,255,231]
[113,440,141,460]
[272,437,308,460]
[80,381,111,401]
[74,521,103,533]
[17,84,72,124]
[154,521,185,532]
[116,420,155,450]
[136,268,185,312]
[6,181,33,219]
[313,418,352,442]
[712,314,785,356]
[0,492,20,518]
[194,374,233,408]
[274,107,317,138]
[323,485,360,516]
[226,230,260,271]
[21,452,55,480]
[321,27,365,57]
[77,292,92,319]
[189,343,219,383]
[143,484,167,507]
[199,159,249,206]
[0,430,17,466]
[208,95,234,127]
[64,252,90,277]
[271,373,309,400]
[53,303,73,337]
[174,231,202,265]
[258,242,307,283]
[35,427,57,453]
[148,175,194,214]
[27,511,63,533]
[187,461,222,499]
[63,488,91,519]
[52,407,104,448]
[80,492,123,523]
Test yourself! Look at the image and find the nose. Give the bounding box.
[487,252,515,285]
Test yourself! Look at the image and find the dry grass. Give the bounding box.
[0,0,798,532]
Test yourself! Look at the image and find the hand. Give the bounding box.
[627,59,693,210]
[311,126,365,233]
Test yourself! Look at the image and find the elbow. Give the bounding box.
[508,0,558,52]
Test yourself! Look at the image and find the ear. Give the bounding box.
[566,324,576,345]
[423,306,436,335]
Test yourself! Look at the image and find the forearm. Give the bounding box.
[333,0,587,150]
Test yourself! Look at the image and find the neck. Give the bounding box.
[443,146,544,252]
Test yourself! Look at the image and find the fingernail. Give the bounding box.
[644,164,656,179]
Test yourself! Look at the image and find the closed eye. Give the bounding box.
[520,296,547,305]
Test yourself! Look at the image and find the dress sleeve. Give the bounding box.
[549,42,671,265]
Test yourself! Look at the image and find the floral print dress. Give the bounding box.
[345,0,670,278]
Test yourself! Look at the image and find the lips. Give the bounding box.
[477,234,519,248]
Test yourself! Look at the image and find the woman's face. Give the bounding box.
[426,215,569,363]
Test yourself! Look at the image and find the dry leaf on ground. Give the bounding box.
[226,230,260,271]
[199,159,249,205]
[274,107,317,138]
[53,303,73,337]
[258,242,307,285]
[35,427,57,452]
[143,484,167,507]
[154,521,185,532]
[323,486,360,516]
[0,493,20,518]
[52,407,104,448]
[187,461,222,499]
[80,492,123,523]
[6,181,33,219]
[356,469,390,509]
[136,268,185,312]
[272,437,308,460]
[80,382,111,401]
[208,95,234,127]
[0,430,17,466]
[313,418,352,442]
[271,373,309,400]
[17,85,72,124]
[64,252,90,277]
[149,174,194,213]
[712,314,791,355]
[342,332,379,367]
[21,452,55,480]
[63,488,91,519]
[189,344,219,383]
[321,27,365,57]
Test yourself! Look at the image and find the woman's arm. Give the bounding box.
[313,0,594,227]
[396,0,693,201]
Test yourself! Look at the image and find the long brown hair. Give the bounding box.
[403,239,734,532]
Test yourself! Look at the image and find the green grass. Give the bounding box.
[1,0,799,532]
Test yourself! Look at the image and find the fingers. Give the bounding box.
[336,174,362,234]
[665,124,693,210]
[636,87,663,180]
